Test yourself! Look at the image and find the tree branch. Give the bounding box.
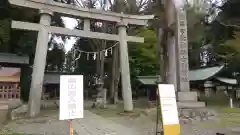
[75,0,85,7]
[108,0,113,7]
[216,19,240,29]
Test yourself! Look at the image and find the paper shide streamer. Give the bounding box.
[72,42,119,61]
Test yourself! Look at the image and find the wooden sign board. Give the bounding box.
[59,75,84,120]
[158,84,180,135]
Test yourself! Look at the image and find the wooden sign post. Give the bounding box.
[59,75,84,135]
[158,84,180,135]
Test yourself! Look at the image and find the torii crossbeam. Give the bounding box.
[9,0,154,117]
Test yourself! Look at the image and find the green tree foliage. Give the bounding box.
[0,0,10,52]
[186,5,206,44]
[129,28,158,77]
[46,42,66,71]
[0,19,10,51]
[208,0,240,72]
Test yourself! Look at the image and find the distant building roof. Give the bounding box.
[44,65,238,85]
[137,65,238,85]
[44,73,60,84]
[215,77,238,85]
[0,53,29,64]
[189,65,224,81]
[43,72,80,84]
[137,76,161,85]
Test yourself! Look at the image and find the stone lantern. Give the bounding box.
[92,77,107,108]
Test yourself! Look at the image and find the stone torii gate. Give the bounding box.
[8,0,153,117]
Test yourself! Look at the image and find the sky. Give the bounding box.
[61,17,78,52]
[59,0,106,52]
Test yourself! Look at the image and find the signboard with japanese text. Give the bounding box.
[59,75,84,120]
[158,84,180,135]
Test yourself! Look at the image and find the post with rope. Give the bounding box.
[71,42,119,109]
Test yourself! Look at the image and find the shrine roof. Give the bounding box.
[215,77,238,85]
[137,76,162,85]
[0,53,29,64]
[137,65,227,85]
[189,65,224,81]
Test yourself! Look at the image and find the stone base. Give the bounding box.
[0,100,23,122]
[0,100,9,110]
[178,108,216,124]
[0,99,22,110]
[177,101,205,108]
[177,91,205,108]
[177,91,198,101]
[0,110,8,124]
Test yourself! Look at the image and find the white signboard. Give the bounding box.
[173,0,186,9]
[59,75,84,120]
[158,84,179,125]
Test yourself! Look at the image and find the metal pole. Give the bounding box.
[155,77,163,135]
[156,89,159,135]
[69,120,73,135]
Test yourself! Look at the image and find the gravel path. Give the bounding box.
[1,110,145,135]
[1,109,240,135]
[106,112,240,135]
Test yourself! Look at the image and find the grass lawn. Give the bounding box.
[218,107,240,126]
[221,107,240,113]
[200,107,240,128]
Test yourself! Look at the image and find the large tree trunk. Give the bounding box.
[96,48,101,75]
[114,45,120,104]
[155,1,168,83]
[100,41,106,78]
[157,28,166,82]
[110,45,120,104]
[92,22,107,108]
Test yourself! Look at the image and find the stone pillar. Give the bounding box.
[174,8,205,108]
[175,9,190,92]
[103,88,107,108]
[236,89,240,99]
[28,9,52,117]
[84,19,90,31]
[117,21,133,111]
[227,86,234,108]
[204,81,214,97]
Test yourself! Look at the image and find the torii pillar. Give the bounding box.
[28,9,52,117]
[165,0,205,108]
[118,21,133,111]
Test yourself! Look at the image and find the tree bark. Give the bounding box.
[156,28,167,82]
[96,47,101,75]
[100,41,106,78]
[110,45,120,104]
[92,22,107,108]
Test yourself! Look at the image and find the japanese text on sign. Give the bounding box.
[59,75,84,120]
